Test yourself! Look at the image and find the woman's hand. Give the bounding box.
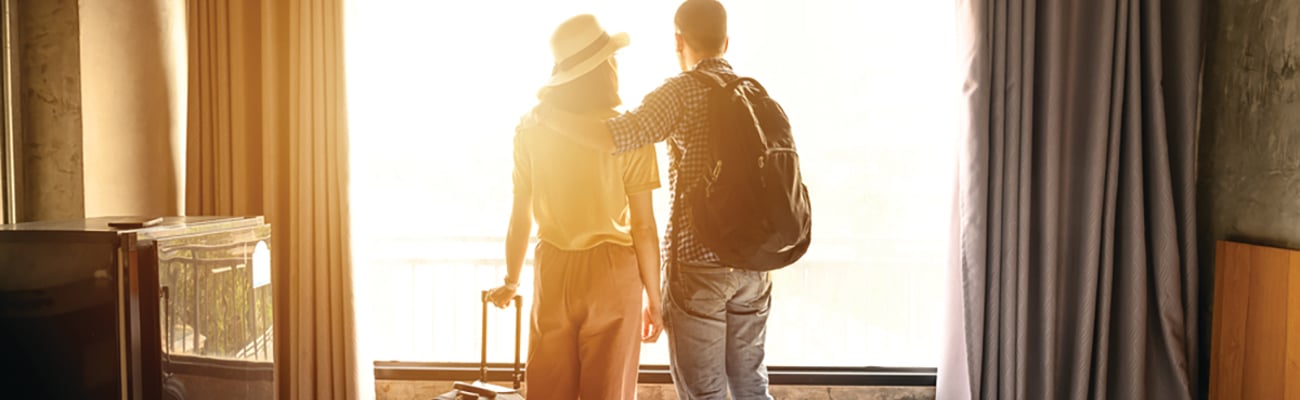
[486,284,518,309]
[642,301,664,343]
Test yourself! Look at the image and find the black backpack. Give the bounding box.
[685,70,811,271]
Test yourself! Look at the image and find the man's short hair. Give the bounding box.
[674,0,727,54]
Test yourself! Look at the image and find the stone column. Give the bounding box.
[16,0,84,221]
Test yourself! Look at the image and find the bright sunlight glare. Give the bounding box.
[346,0,959,389]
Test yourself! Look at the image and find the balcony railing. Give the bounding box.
[358,236,944,369]
[158,233,274,362]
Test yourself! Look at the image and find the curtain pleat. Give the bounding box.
[187,0,356,398]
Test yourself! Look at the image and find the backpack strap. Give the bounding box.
[687,70,731,193]
[728,77,772,152]
[689,70,773,153]
[672,69,729,269]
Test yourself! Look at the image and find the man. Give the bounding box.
[531,1,775,398]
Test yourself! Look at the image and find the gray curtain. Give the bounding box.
[943,0,1205,399]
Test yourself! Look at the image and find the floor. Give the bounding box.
[375,380,936,399]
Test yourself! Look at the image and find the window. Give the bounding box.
[347,0,958,373]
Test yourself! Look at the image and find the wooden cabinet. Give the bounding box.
[1211,240,1300,400]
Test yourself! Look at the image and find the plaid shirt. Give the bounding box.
[607,58,736,266]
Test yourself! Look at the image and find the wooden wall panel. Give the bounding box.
[1211,241,1300,400]
[1288,256,1300,400]
[1212,241,1250,399]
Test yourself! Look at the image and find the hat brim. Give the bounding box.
[543,32,630,88]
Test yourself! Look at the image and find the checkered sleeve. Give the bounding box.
[607,80,684,154]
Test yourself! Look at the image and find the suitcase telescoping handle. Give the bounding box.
[480,290,523,389]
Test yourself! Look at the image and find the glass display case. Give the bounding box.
[0,216,273,400]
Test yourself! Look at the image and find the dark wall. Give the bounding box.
[1199,0,1300,251]
[1197,0,1300,396]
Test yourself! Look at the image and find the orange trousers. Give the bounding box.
[526,241,643,399]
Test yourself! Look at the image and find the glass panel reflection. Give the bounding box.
[156,225,273,400]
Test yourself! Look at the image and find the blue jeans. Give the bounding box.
[664,262,774,400]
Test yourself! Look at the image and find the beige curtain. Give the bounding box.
[186,0,357,398]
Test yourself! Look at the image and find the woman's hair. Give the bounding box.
[538,58,621,113]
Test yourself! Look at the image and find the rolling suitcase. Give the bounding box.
[434,290,525,399]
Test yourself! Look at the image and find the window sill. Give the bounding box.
[373,361,936,387]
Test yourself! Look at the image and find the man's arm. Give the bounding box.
[628,191,663,343]
[534,80,683,155]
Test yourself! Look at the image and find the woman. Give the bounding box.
[486,14,664,399]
